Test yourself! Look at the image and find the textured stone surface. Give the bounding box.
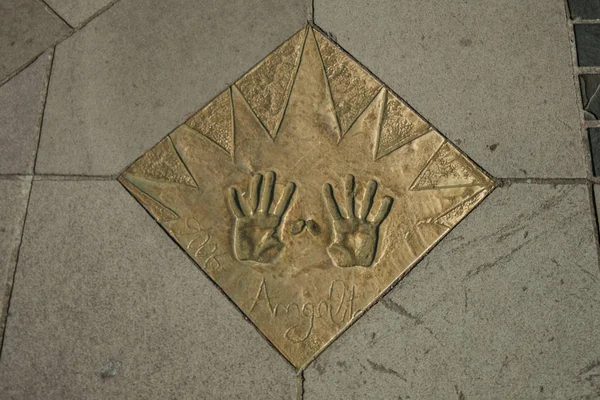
[576,24,600,66]
[0,0,69,83]
[305,183,600,399]
[35,0,308,176]
[0,51,52,174]
[0,181,296,399]
[44,0,113,27]
[315,0,585,178]
[569,0,600,19]
[0,178,31,336]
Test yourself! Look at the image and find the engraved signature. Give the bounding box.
[250,278,360,343]
[169,217,221,272]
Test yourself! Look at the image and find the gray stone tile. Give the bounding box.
[0,51,52,174]
[0,0,70,83]
[315,0,585,178]
[569,0,600,19]
[579,74,600,120]
[0,178,31,336]
[35,0,308,176]
[0,181,296,399]
[575,24,600,67]
[305,183,600,399]
[595,187,600,225]
[589,128,600,176]
[44,0,114,27]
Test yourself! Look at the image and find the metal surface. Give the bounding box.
[118,25,495,369]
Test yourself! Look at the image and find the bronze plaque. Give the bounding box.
[119,25,494,369]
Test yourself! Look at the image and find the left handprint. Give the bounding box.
[226,171,296,263]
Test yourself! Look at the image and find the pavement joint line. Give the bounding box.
[0,47,57,350]
[577,67,600,74]
[572,19,600,24]
[297,371,304,400]
[32,46,55,176]
[0,178,34,362]
[496,178,588,185]
[586,183,600,272]
[586,120,600,128]
[38,0,74,30]
[77,0,122,28]
[32,175,119,181]
[563,0,600,262]
[0,174,116,179]
[0,33,66,88]
[0,0,123,88]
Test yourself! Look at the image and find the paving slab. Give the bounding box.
[0,51,52,174]
[35,0,309,176]
[0,0,70,83]
[304,183,600,399]
[314,0,585,178]
[575,24,600,67]
[589,128,600,176]
[596,186,600,216]
[0,178,31,337]
[579,74,600,120]
[0,180,296,399]
[569,0,600,19]
[44,0,114,28]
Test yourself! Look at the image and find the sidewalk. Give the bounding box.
[1,0,598,399]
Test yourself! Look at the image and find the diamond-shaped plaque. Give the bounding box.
[119,25,494,369]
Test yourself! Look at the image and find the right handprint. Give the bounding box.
[322,175,394,268]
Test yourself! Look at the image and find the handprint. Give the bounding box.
[323,175,393,268]
[227,171,296,263]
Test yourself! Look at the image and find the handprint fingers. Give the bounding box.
[258,171,275,214]
[227,187,245,218]
[323,183,343,221]
[248,173,263,213]
[230,171,295,219]
[273,181,296,217]
[227,171,295,264]
[359,179,377,220]
[344,174,355,218]
[322,175,393,268]
[372,196,393,225]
